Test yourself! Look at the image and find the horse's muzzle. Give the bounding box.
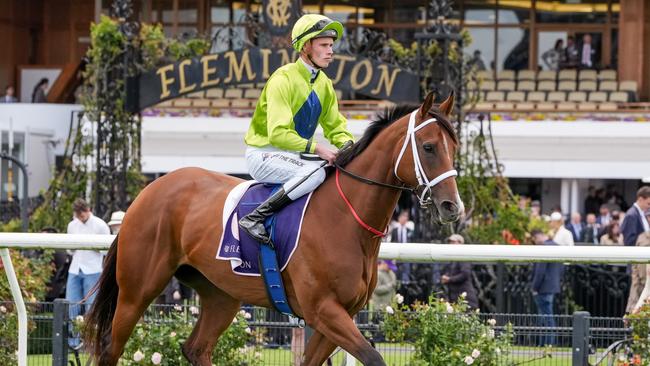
[437,199,462,223]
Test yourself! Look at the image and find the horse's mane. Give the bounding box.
[335,103,458,167]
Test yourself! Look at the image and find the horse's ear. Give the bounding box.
[438,90,456,117]
[419,91,436,117]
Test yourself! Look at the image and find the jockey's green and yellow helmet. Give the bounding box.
[291,14,344,52]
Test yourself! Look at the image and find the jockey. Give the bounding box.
[239,14,355,244]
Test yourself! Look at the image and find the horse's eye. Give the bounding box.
[423,143,434,153]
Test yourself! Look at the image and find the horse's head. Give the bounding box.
[393,91,464,224]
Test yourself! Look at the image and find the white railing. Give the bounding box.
[4,233,650,365]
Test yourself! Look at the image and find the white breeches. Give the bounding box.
[245,146,326,200]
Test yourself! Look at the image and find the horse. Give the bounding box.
[84,91,463,366]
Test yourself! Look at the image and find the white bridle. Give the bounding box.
[394,110,458,205]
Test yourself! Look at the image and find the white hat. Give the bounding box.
[108,211,125,226]
[550,212,563,221]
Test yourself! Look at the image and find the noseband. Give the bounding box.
[335,109,458,207]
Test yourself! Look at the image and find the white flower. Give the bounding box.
[471,349,480,358]
[618,354,626,362]
[495,348,501,355]
[189,306,199,315]
[464,356,474,365]
[245,327,252,334]
[173,304,182,312]
[170,332,176,337]
[487,318,497,326]
[254,351,262,358]
[446,303,454,313]
[75,315,84,323]
[487,329,495,339]
[232,317,238,323]
[395,293,404,304]
[460,292,467,298]
[151,352,162,365]
[133,350,145,362]
[239,310,247,317]
[385,305,394,314]
[244,312,252,319]
[0,306,7,313]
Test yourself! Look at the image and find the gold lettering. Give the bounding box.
[156,64,176,99]
[371,64,401,96]
[291,50,299,62]
[224,49,256,83]
[350,59,373,90]
[178,59,196,94]
[260,49,272,79]
[200,54,220,88]
[331,55,356,84]
[277,49,291,65]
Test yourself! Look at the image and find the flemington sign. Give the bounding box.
[131,47,420,111]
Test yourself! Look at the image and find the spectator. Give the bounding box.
[563,35,579,69]
[579,34,597,69]
[621,186,650,246]
[530,229,564,346]
[549,212,574,246]
[598,204,612,227]
[31,78,49,103]
[43,227,70,302]
[541,39,565,71]
[66,198,110,347]
[600,222,623,245]
[107,210,125,234]
[530,200,541,219]
[582,213,601,245]
[441,234,479,309]
[630,211,650,313]
[1,85,17,103]
[584,186,601,216]
[391,210,416,303]
[371,260,397,311]
[566,212,583,243]
[469,50,487,71]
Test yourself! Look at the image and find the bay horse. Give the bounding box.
[84,91,463,366]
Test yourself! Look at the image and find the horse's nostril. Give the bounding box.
[440,200,459,215]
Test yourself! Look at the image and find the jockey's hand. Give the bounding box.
[315,144,337,165]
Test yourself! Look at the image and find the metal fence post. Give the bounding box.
[572,311,590,366]
[53,299,69,366]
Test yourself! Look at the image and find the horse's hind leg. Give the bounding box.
[179,267,241,366]
[306,300,385,366]
[301,330,337,366]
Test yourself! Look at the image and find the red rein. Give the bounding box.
[335,169,387,238]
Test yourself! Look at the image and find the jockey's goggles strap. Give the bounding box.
[292,19,331,46]
[394,110,458,204]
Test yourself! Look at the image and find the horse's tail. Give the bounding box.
[83,234,119,359]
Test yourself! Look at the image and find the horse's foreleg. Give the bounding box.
[306,301,385,366]
[181,274,241,366]
[300,330,337,366]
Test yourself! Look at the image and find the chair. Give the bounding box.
[506,91,525,102]
[577,102,597,111]
[599,80,618,92]
[475,102,494,110]
[193,99,211,108]
[495,102,514,110]
[578,80,597,92]
[188,91,205,98]
[515,102,535,110]
[517,80,536,92]
[156,100,173,108]
[537,80,556,92]
[535,102,556,111]
[609,91,629,103]
[206,88,224,99]
[173,98,192,107]
[485,91,505,102]
[567,92,587,103]
[556,102,577,111]
[231,99,251,108]
[479,80,496,92]
[598,70,617,81]
[558,69,577,81]
[517,70,536,81]
[497,70,516,80]
[526,91,546,102]
[619,80,638,93]
[467,81,478,91]
[497,80,516,91]
[212,99,230,108]
[558,81,577,92]
[547,91,566,102]
[537,70,557,81]
[477,70,494,81]
[588,91,608,103]
[244,88,262,99]
[598,103,617,111]
[224,88,244,99]
[578,70,597,81]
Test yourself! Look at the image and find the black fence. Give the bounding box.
[0,301,642,366]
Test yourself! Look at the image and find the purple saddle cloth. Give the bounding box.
[216,184,312,276]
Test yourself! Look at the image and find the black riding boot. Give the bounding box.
[239,188,292,243]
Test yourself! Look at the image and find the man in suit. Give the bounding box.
[441,234,479,309]
[0,85,17,103]
[621,186,650,246]
[578,34,598,69]
[390,211,417,304]
[566,212,583,243]
[531,229,564,346]
[582,213,601,245]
